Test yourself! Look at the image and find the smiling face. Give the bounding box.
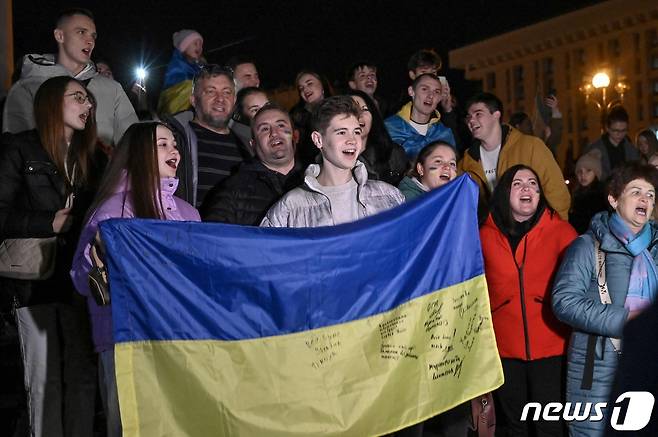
[609,178,656,234]
[351,96,372,139]
[241,91,269,121]
[234,63,260,90]
[312,114,363,173]
[417,145,457,190]
[62,81,93,139]
[191,74,236,132]
[509,169,541,222]
[637,135,651,156]
[408,75,442,120]
[54,14,97,74]
[252,109,295,172]
[466,102,502,149]
[298,73,324,105]
[349,66,377,96]
[156,125,180,178]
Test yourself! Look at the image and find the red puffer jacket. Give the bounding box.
[480,209,577,360]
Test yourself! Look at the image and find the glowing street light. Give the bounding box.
[580,69,628,127]
[591,72,610,89]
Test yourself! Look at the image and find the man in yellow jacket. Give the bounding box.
[459,92,570,223]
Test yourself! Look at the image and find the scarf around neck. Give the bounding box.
[609,213,658,312]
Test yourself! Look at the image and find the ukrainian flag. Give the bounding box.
[101,175,503,437]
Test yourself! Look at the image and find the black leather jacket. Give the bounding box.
[0,130,105,305]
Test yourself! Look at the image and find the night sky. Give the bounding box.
[12,0,605,103]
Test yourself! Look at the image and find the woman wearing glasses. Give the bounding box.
[0,76,105,437]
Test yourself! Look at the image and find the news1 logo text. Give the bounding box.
[521,391,655,431]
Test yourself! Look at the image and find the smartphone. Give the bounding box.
[438,76,448,88]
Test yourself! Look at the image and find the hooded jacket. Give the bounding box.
[2,54,138,147]
[480,209,576,360]
[260,160,404,228]
[384,102,456,159]
[70,176,200,352]
[459,124,570,222]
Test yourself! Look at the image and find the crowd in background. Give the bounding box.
[1,7,658,437]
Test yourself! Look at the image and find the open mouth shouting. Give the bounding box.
[635,206,648,217]
[79,112,89,124]
[165,157,178,170]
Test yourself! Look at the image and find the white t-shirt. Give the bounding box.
[409,119,429,136]
[322,179,360,225]
[480,144,501,191]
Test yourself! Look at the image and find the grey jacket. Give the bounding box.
[260,161,404,228]
[552,212,658,435]
[584,135,640,180]
[2,54,138,147]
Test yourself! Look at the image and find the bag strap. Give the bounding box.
[594,240,621,352]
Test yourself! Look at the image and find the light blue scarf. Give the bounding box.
[609,213,658,312]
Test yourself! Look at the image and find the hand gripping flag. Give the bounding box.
[100,174,503,436]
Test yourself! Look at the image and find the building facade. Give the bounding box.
[449,0,658,168]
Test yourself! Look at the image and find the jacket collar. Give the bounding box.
[466,124,512,162]
[303,160,368,196]
[395,102,441,125]
[21,53,97,81]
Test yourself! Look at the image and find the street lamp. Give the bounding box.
[580,70,629,126]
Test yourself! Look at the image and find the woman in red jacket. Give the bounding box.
[480,164,577,437]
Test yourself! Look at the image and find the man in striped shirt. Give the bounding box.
[168,65,249,207]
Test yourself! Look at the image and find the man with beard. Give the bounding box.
[201,104,302,225]
[166,65,249,207]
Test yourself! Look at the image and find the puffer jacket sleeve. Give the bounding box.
[260,199,290,228]
[552,234,629,338]
[200,183,237,224]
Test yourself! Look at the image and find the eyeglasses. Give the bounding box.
[65,91,92,105]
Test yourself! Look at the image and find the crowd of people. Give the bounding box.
[1,6,658,437]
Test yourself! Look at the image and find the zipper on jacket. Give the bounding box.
[512,237,532,360]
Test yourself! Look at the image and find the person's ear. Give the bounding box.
[408,86,414,98]
[54,28,64,44]
[416,162,424,177]
[311,131,323,150]
[348,80,357,90]
[189,93,196,108]
[493,110,501,122]
[608,194,618,209]
[408,70,416,81]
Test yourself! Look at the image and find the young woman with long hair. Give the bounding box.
[71,121,200,436]
[0,75,104,437]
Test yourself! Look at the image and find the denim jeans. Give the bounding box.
[99,348,122,437]
[15,299,97,437]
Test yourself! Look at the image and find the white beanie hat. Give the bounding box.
[173,29,203,53]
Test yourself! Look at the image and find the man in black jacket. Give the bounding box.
[201,104,302,225]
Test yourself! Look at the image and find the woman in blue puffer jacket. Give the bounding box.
[552,162,658,436]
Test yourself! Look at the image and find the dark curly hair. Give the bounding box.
[607,162,658,200]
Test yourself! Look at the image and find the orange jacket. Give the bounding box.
[480,209,577,360]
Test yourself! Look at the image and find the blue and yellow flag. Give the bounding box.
[101,175,503,437]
